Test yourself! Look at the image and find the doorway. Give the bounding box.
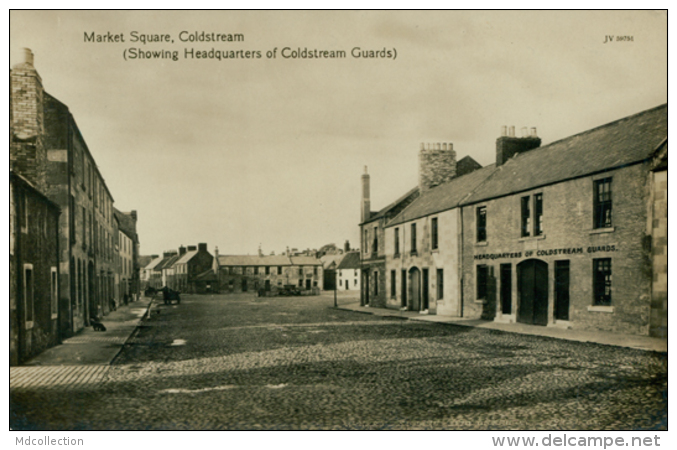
[554,260,570,321]
[422,269,429,310]
[409,267,421,311]
[500,264,512,315]
[517,259,548,326]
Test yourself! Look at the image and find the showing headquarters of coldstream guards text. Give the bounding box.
[7,9,669,450]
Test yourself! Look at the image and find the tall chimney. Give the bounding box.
[496,126,541,166]
[344,240,350,252]
[179,246,187,255]
[10,48,46,191]
[198,243,208,252]
[419,142,456,192]
[361,166,370,222]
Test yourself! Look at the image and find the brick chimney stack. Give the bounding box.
[496,126,541,166]
[198,243,208,252]
[419,142,456,192]
[179,246,187,256]
[361,166,370,223]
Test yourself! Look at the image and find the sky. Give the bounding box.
[9,11,667,258]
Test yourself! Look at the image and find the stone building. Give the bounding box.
[10,49,123,336]
[459,105,667,336]
[372,104,667,337]
[114,209,140,304]
[384,163,495,315]
[218,254,323,294]
[173,243,215,293]
[10,172,61,365]
[649,142,667,338]
[359,166,420,308]
[359,145,483,308]
[337,251,361,291]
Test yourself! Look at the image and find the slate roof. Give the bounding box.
[175,250,198,265]
[290,256,322,266]
[144,256,164,271]
[155,254,180,271]
[462,104,668,205]
[320,253,345,270]
[387,163,498,227]
[138,255,154,268]
[336,252,361,270]
[114,209,137,242]
[361,187,419,225]
[218,254,294,266]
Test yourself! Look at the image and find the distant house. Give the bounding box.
[218,254,323,294]
[320,253,345,290]
[141,255,162,290]
[173,243,214,293]
[336,252,361,291]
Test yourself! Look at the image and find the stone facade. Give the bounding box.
[418,142,456,191]
[10,49,128,337]
[649,147,667,338]
[10,172,61,365]
[218,255,323,294]
[385,209,462,315]
[461,163,654,335]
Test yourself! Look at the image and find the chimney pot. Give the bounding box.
[21,48,34,66]
[521,127,528,138]
[531,127,537,137]
[501,126,507,136]
[509,126,515,137]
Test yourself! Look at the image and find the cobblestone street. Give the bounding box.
[10,293,667,430]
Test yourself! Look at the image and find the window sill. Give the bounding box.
[475,241,488,247]
[410,251,418,256]
[431,248,439,254]
[393,253,400,259]
[590,227,615,235]
[588,305,614,313]
[518,234,546,242]
[474,299,486,304]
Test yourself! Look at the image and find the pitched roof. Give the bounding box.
[144,255,164,271]
[336,252,361,270]
[320,253,345,269]
[155,254,180,271]
[218,254,293,266]
[463,104,668,205]
[361,186,419,225]
[114,209,137,241]
[387,163,498,227]
[175,250,198,265]
[138,255,154,268]
[290,256,322,266]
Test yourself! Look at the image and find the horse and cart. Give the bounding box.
[145,286,181,305]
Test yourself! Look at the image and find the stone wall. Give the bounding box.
[461,163,653,336]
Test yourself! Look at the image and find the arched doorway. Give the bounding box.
[517,259,548,326]
[409,267,421,311]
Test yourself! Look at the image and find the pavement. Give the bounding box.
[335,301,668,353]
[24,296,154,366]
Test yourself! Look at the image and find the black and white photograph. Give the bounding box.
[8,9,668,440]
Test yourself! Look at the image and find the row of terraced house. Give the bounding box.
[10,49,141,365]
[360,104,667,339]
[140,246,324,295]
